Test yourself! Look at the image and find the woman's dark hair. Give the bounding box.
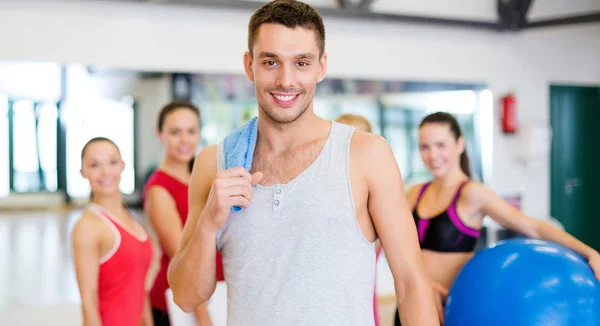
[157,100,201,172]
[419,112,471,177]
[81,137,121,200]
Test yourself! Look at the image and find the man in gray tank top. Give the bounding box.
[168,1,440,325]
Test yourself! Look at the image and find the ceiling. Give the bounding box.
[237,0,600,22]
[176,0,600,32]
[13,0,600,32]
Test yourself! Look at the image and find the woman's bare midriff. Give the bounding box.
[421,249,475,289]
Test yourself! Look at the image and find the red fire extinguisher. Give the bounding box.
[501,93,517,134]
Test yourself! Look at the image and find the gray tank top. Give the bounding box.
[216,121,377,326]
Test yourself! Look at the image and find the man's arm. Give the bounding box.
[167,145,262,312]
[167,145,220,312]
[357,133,439,325]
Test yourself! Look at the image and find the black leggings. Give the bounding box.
[152,308,171,326]
[395,306,446,325]
[394,308,401,326]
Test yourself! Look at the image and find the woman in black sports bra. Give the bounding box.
[394,112,600,326]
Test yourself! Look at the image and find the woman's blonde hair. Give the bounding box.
[335,114,372,133]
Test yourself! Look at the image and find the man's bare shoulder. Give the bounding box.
[349,130,393,162]
[348,130,402,188]
[192,144,218,180]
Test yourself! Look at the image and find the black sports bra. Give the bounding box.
[413,180,480,253]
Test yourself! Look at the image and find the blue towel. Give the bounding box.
[223,116,258,212]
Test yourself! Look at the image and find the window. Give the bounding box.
[0,95,8,197]
[12,100,38,192]
[66,97,135,198]
[38,103,58,192]
[11,100,58,192]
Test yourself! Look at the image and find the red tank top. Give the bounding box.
[143,170,225,312]
[91,204,154,326]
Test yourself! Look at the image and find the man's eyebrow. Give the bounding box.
[296,53,316,59]
[258,51,278,58]
[257,52,316,59]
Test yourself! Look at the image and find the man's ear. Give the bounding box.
[317,52,328,83]
[243,51,255,82]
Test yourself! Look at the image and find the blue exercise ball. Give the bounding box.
[444,238,600,326]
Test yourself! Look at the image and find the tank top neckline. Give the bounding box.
[254,121,336,191]
[153,169,189,187]
[413,179,470,220]
[89,203,149,242]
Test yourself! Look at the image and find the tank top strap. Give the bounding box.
[88,203,148,242]
[88,203,120,225]
[283,121,353,183]
[327,121,356,162]
[153,170,187,188]
[415,182,431,207]
[87,203,104,218]
[217,141,225,173]
[450,179,471,207]
[86,204,121,234]
[144,170,188,208]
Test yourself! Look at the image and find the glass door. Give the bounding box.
[0,95,8,197]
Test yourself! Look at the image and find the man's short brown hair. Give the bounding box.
[248,0,326,58]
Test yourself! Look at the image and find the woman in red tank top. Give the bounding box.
[71,137,154,326]
[143,101,225,325]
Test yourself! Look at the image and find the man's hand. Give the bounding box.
[200,166,263,231]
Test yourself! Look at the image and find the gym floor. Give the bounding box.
[0,209,398,326]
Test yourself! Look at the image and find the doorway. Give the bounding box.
[550,85,600,251]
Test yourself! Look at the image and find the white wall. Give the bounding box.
[0,62,61,102]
